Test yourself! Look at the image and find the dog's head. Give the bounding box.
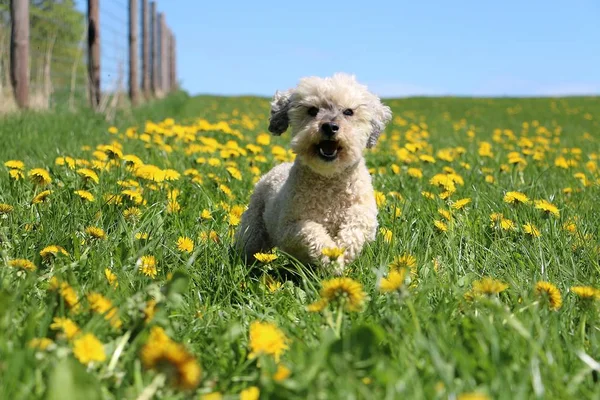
[268,73,392,176]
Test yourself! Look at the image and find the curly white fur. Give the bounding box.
[235,73,392,274]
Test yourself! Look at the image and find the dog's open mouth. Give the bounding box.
[316,140,341,161]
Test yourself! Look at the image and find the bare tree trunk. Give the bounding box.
[43,35,57,109]
[69,29,87,111]
[10,0,30,108]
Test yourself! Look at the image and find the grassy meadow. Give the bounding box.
[1,92,599,399]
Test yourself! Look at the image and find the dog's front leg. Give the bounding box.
[278,220,341,269]
[335,205,378,264]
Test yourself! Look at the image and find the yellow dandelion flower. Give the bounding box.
[419,154,436,163]
[570,286,600,300]
[144,299,157,323]
[32,190,52,204]
[248,321,289,362]
[99,144,123,159]
[28,168,52,185]
[201,393,223,400]
[307,298,329,312]
[8,258,37,271]
[123,207,142,221]
[438,208,452,221]
[321,247,345,260]
[164,169,181,181]
[226,166,242,180]
[265,275,283,293]
[121,189,144,205]
[421,191,435,200]
[219,184,234,198]
[85,226,106,240]
[451,198,471,210]
[29,337,54,350]
[254,252,278,263]
[379,269,407,292]
[563,221,577,234]
[87,292,122,329]
[380,227,393,242]
[48,277,81,312]
[458,393,490,400]
[273,364,291,381]
[4,160,25,170]
[76,168,99,184]
[503,191,529,205]
[429,173,457,192]
[228,212,241,226]
[135,232,149,240]
[40,245,69,259]
[177,236,194,253]
[8,166,24,180]
[523,223,541,238]
[134,164,165,182]
[407,168,423,178]
[318,277,366,312]
[199,230,219,243]
[200,209,212,220]
[500,218,515,231]
[74,190,95,202]
[138,255,158,278]
[485,175,495,183]
[104,268,118,288]
[167,200,182,214]
[240,387,260,400]
[535,281,562,310]
[140,327,201,390]
[50,317,81,340]
[257,133,271,145]
[434,220,448,232]
[73,333,106,364]
[472,277,508,295]
[534,200,560,217]
[0,203,14,214]
[390,253,417,271]
[374,191,387,208]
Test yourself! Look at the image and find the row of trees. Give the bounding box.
[0,0,86,108]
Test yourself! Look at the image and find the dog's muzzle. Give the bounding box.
[316,140,340,161]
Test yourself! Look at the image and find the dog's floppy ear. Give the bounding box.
[268,89,293,135]
[366,100,392,148]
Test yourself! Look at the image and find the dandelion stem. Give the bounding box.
[406,299,422,335]
[107,330,132,373]
[334,301,344,338]
[580,314,587,344]
[136,373,166,400]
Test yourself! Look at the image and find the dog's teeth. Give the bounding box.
[319,148,337,157]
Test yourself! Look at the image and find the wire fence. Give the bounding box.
[0,0,177,115]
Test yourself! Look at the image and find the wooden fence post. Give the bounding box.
[150,2,158,97]
[10,0,29,109]
[87,0,100,109]
[169,30,176,91]
[128,0,139,105]
[141,0,150,98]
[159,13,167,96]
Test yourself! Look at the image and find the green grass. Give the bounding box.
[1,93,599,400]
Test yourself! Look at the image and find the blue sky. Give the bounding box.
[92,0,600,97]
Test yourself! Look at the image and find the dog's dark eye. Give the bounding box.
[307,107,319,117]
[343,109,354,116]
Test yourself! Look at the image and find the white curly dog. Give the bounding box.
[235,73,392,274]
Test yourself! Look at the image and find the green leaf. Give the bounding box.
[46,358,101,400]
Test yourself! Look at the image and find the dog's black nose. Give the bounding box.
[320,122,339,137]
